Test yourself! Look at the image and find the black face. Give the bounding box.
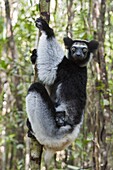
[63,37,99,66]
[71,42,88,61]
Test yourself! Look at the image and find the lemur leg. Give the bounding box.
[26,83,72,139]
[26,82,55,138]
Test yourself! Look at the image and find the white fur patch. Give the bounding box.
[72,42,88,48]
[26,91,47,142]
[55,104,66,112]
[26,91,82,150]
[37,33,64,85]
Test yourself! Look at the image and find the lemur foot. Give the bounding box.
[30,49,37,64]
[35,17,54,38]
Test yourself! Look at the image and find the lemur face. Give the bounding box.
[63,37,99,65]
[71,42,88,61]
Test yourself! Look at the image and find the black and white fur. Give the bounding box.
[26,17,99,167]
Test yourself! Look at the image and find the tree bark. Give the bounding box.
[92,0,110,169]
[29,1,51,170]
[66,0,74,38]
[4,0,24,168]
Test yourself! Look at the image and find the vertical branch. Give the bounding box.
[92,0,110,169]
[92,80,101,170]
[39,0,50,22]
[66,0,74,38]
[88,0,92,29]
[53,0,58,24]
[92,2,101,170]
[97,1,109,169]
[4,0,16,59]
[29,1,51,170]
[4,0,24,168]
[28,138,43,170]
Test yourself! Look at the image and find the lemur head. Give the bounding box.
[63,37,99,66]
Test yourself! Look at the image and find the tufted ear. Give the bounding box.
[63,37,73,49]
[88,40,99,52]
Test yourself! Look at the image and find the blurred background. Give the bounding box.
[0,0,113,169]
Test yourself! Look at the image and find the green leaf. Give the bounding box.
[0,60,8,69]
[75,139,83,150]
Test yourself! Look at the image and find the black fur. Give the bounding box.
[26,118,36,139]
[28,82,73,128]
[35,17,55,39]
[27,82,73,138]
[26,18,99,167]
[63,38,99,66]
[63,38,99,52]
[28,17,98,133]
[30,49,37,64]
[55,111,66,127]
[52,57,87,125]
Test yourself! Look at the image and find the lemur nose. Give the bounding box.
[76,53,81,57]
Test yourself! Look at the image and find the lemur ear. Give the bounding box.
[88,40,99,52]
[63,37,73,49]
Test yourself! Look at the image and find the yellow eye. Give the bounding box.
[83,48,88,53]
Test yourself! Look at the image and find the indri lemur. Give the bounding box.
[26,17,99,167]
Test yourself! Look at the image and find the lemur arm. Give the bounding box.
[35,17,64,85]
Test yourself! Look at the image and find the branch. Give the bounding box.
[28,1,51,170]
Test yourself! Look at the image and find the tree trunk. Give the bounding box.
[92,0,110,169]
[66,0,74,38]
[4,0,24,168]
[29,1,51,170]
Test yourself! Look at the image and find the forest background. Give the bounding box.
[0,0,113,170]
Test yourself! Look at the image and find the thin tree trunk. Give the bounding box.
[66,0,74,38]
[92,0,110,169]
[29,1,51,169]
[97,1,109,169]
[92,1,102,170]
[39,0,50,22]
[4,0,24,168]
